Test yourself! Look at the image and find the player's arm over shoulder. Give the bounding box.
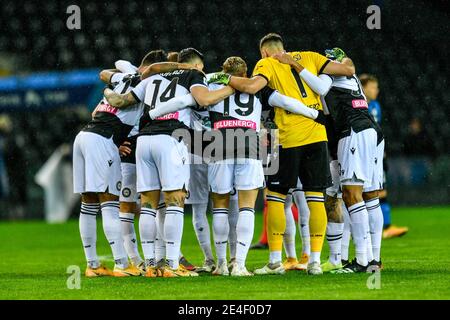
[104,88,137,109]
[99,69,121,84]
[190,70,234,107]
[303,51,355,76]
[141,62,198,79]
[298,51,355,77]
[226,58,269,95]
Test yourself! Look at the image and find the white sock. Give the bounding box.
[155,202,166,262]
[192,203,214,261]
[347,201,369,266]
[341,203,351,261]
[283,194,297,259]
[310,251,321,264]
[164,206,184,269]
[139,207,157,267]
[269,251,282,264]
[228,199,239,260]
[79,202,99,268]
[119,212,143,266]
[293,190,310,256]
[101,201,128,268]
[212,208,229,265]
[235,207,255,267]
[366,198,383,261]
[366,226,374,262]
[326,222,344,265]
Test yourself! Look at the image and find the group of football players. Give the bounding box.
[73,32,385,278]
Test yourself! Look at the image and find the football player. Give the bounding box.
[274,48,385,272]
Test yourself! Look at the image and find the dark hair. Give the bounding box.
[359,73,378,86]
[260,33,284,49]
[141,49,168,66]
[178,48,204,63]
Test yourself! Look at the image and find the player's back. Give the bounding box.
[208,84,273,160]
[253,51,330,148]
[208,83,266,132]
[138,69,206,136]
[324,74,383,143]
[84,73,143,146]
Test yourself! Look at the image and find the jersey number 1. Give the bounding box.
[291,69,308,98]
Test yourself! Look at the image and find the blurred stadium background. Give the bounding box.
[0,0,448,220]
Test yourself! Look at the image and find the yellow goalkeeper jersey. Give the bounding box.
[252,51,330,148]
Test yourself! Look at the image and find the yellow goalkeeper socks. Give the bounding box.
[305,192,327,263]
[266,192,287,263]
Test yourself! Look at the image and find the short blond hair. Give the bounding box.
[222,56,247,76]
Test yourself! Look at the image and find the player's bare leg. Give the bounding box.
[322,195,344,272]
[211,192,231,276]
[139,190,160,277]
[98,192,140,277]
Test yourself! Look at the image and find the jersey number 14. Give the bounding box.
[149,77,179,109]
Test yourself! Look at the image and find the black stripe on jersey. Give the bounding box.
[254,74,269,83]
[130,90,141,103]
[319,59,331,74]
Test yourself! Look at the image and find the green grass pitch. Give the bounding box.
[0,206,449,300]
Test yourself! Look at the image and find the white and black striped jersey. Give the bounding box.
[208,84,274,159]
[187,73,216,132]
[190,105,211,131]
[208,84,274,133]
[82,73,144,146]
[131,69,207,136]
[322,74,383,143]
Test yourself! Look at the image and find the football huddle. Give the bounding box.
[73,32,385,278]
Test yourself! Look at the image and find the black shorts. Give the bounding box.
[121,135,137,164]
[267,141,331,193]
